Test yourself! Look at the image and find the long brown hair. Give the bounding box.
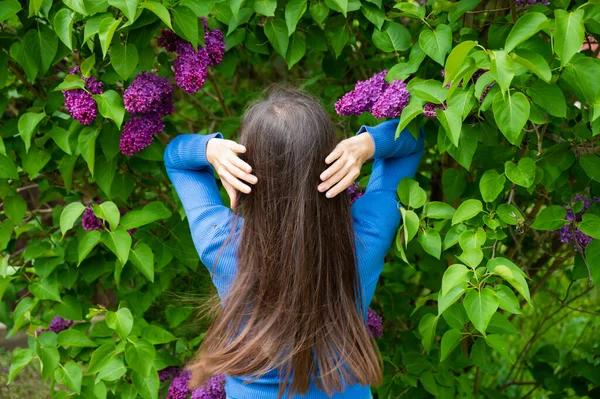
[186,86,382,397]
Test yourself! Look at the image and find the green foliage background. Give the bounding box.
[1,0,600,397]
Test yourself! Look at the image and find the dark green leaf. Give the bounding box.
[373,22,411,53]
[111,42,138,80]
[531,205,567,230]
[264,19,289,57]
[60,202,86,236]
[53,8,74,50]
[57,329,97,347]
[285,0,307,36]
[94,90,125,128]
[492,91,530,146]
[285,32,306,69]
[18,112,45,153]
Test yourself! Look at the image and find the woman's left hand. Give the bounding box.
[206,138,258,209]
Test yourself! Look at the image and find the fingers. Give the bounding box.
[228,141,247,154]
[228,154,253,174]
[219,168,252,194]
[223,159,258,185]
[325,170,359,199]
[319,157,345,182]
[318,161,355,195]
[325,146,343,165]
[223,181,238,209]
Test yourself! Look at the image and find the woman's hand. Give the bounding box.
[206,138,257,209]
[318,133,375,198]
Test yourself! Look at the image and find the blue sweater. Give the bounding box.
[164,119,424,399]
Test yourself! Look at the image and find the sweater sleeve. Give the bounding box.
[351,119,425,300]
[164,133,239,280]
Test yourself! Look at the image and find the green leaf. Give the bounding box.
[140,1,172,29]
[396,98,424,136]
[489,50,514,94]
[309,1,328,24]
[497,204,524,226]
[488,312,519,335]
[54,8,74,50]
[285,0,307,36]
[397,178,427,209]
[531,205,567,230]
[98,17,122,59]
[423,201,455,219]
[254,0,276,16]
[504,12,548,52]
[81,54,95,77]
[332,0,348,16]
[526,81,566,118]
[285,32,306,69]
[36,342,60,381]
[96,357,127,382]
[18,112,45,153]
[579,214,600,240]
[442,264,469,297]
[372,22,411,53]
[106,308,134,339]
[132,369,159,399]
[102,228,132,265]
[60,202,86,236]
[487,258,531,304]
[580,154,600,183]
[94,90,125,129]
[93,202,120,231]
[459,228,486,251]
[264,19,289,57]
[485,334,514,363]
[8,348,34,384]
[55,361,82,394]
[111,42,138,80]
[440,329,462,362]
[4,195,27,225]
[495,284,522,314]
[452,199,483,225]
[108,0,139,22]
[30,276,62,301]
[120,202,172,230]
[479,169,506,203]
[87,344,118,374]
[54,74,86,91]
[78,230,102,265]
[172,6,199,49]
[400,207,419,246]
[463,287,498,335]
[492,91,530,146]
[326,18,349,58]
[10,40,38,82]
[47,126,72,154]
[125,339,156,377]
[57,329,97,347]
[77,127,99,177]
[458,248,483,268]
[0,0,21,21]
[129,243,154,282]
[512,50,552,83]
[585,240,600,285]
[554,9,585,67]
[419,24,452,66]
[361,2,384,30]
[418,227,442,259]
[0,154,18,179]
[410,79,447,104]
[444,40,477,86]
[437,105,462,147]
[443,168,466,202]
[438,284,466,315]
[418,313,438,353]
[505,158,536,188]
[142,325,177,345]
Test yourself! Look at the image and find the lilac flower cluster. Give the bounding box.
[167,369,226,399]
[159,366,180,383]
[367,307,383,339]
[347,182,364,205]
[121,72,174,155]
[63,67,104,125]
[158,20,226,94]
[515,0,550,6]
[423,102,446,118]
[372,80,410,119]
[335,71,392,116]
[480,82,496,104]
[82,206,105,231]
[559,194,600,249]
[36,316,73,335]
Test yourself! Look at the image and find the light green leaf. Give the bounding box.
[142,325,177,345]
[332,0,348,16]
[4,195,26,225]
[458,248,483,268]
[504,12,548,52]
[108,0,139,22]
[111,42,138,80]
[309,1,328,24]
[172,6,199,49]
[18,112,45,153]
[36,342,60,381]
[492,91,530,146]
[94,90,125,128]
[442,264,469,297]
[554,9,585,67]
[485,334,514,363]
[488,312,519,335]
[444,40,477,86]
[495,284,522,314]
[120,202,172,230]
[400,207,419,246]
[440,329,462,362]
[505,158,536,188]
[479,169,506,203]
[286,0,307,36]
[423,201,455,219]
[0,154,18,179]
[372,22,411,53]
[487,258,531,304]
[419,24,452,66]
[418,313,438,354]
[437,105,462,147]
[497,204,524,226]
[452,199,483,225]
[47,126,72,154]
[410,79,447,104]
[264,18,289,57]
[98,17,122,59]
[60,202,86,236]
[77,127,99,177]
[96,357,127,382]
[397,178,427,209]
[125,339,156,378]
[8,348,34,384]
[0,0,21,21]
[531,205,567,231]
[489,50,514,94]
[361,2,384,30]
[93,201,120,231]
[132,369,159,399]
[55,361,82,394]
[513,49,551,83]
[81,54,95,77]
[57,329,97,347]
[106,308,134,339]
[102,228,132,265]
[396,98,424,137]
[87,344,118,374]
[129,243,154,282]
[418,227,442,259]
[463,287,498,335]
[53,8,74,50]
[526,81,567,118]
[78,230,102,265]
[580,154,600,183]
[438,284,466,315]
[580,214,600,240]
[254,0,276,16]
[139,1,172,29]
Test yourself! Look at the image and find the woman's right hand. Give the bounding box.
[318,133,375,198]
[206,138,258,209]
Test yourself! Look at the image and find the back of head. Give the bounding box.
[187,86,382,397]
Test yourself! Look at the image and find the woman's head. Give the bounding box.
[186,86,382,397]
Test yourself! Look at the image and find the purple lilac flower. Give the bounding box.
[63,90,98,125]
[36,316,73,335]
[82,207,104,231]
[515,0,549,6]
[190,374,226,399]
[158,29,183,52]
[471,69,486,83]
[173,41,210,94]
[119,114,164,156]
[159,366,180,383]
[559,194,600,250]
[480,82,496,104]
[202,19,226,67]
[168,370,192,399]
[423,102,445,118]
[367,307,383,339]
[124,72,174,117]
[371,80,410,119]
[347,182,364,205]
[334,70,389,116]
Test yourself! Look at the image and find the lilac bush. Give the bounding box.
[423,102,445,118]
[36,316,73,335]
[124,72,174,117]
[119,114,165,156]
[82,206,104,231]
[334,70,389,116]
[559,195,600,249]
[371,80,410,119]
[167,370,192,399]
[62,66,104,125]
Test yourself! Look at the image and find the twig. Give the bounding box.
[8,60,46,100]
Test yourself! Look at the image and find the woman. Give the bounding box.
[164,87,424,399]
